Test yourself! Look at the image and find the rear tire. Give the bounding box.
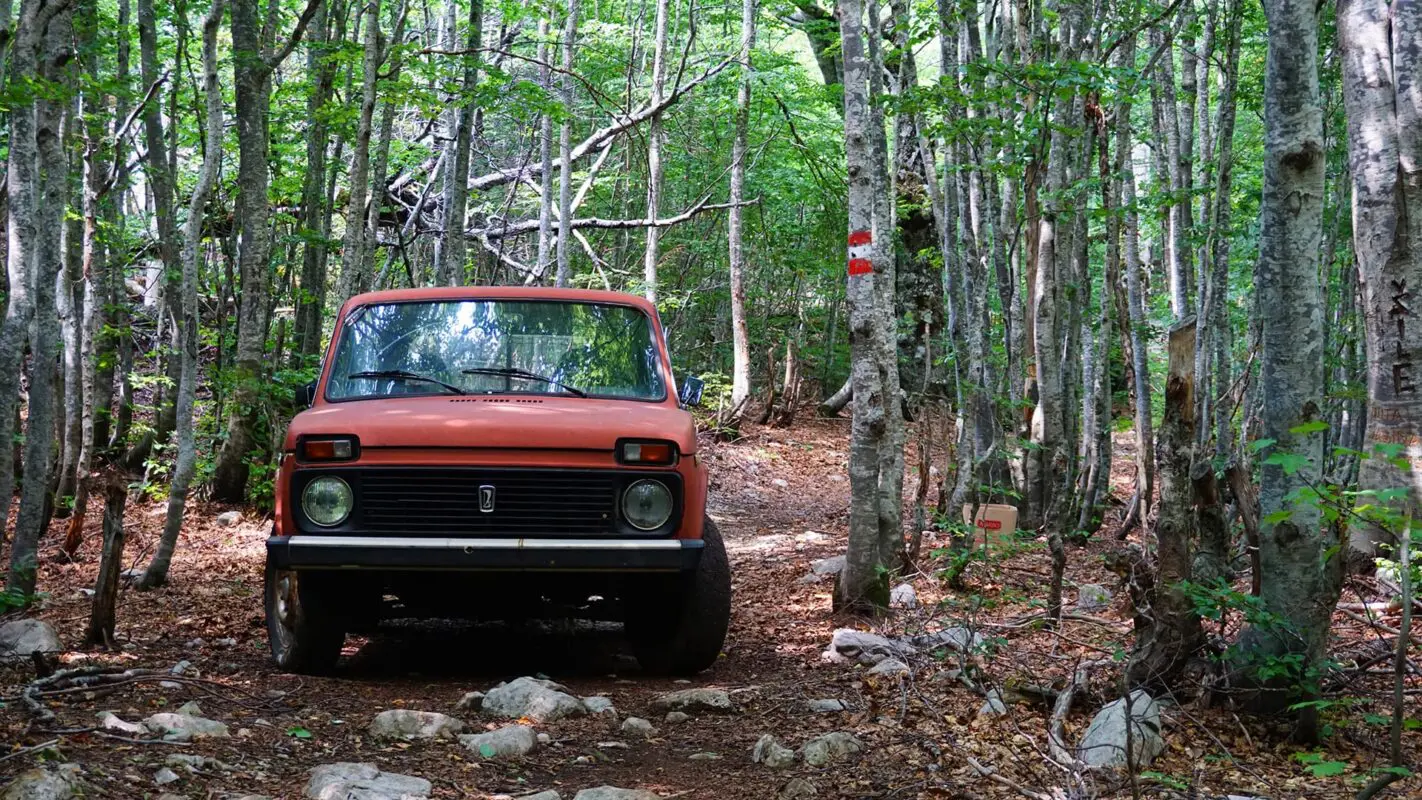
[626,517,732,675]
[264,561,345,674]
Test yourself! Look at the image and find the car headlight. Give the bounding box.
[622,479,673,531]
[302,476,353,527]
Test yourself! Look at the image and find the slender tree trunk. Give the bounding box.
[436,0,479,286]
[294,0,337,359]
[536,15,555,279]
[726,0,755,420]
[339,0,382,298]
[1340,0,1422,561]
[641,0,670,302]
[7,4,72,596]
[1240,0,1344,735]
[554,0,580,287]
[139,0,226,590]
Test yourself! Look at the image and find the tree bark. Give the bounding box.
[641,0,670,302]
[554,0,579,287]
[1340,0,1422,561]
[726,0,755,421]
[294,0,338,359]
[339,0,382,298]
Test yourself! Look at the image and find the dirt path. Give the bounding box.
[3,419,1419,799]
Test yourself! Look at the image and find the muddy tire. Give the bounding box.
[264,561,345,674]
[626,517,732,675]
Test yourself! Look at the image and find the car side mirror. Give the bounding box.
[296,380,317,408]
[679,375,704,407]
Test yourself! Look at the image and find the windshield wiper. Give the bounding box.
[461,367,588,398]
[346,370,467,395]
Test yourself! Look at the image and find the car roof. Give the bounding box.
[339,286,658,315]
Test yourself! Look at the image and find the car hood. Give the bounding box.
[286,395,698,454]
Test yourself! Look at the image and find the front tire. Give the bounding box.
[264,561,345,674]
[626,517,732,675]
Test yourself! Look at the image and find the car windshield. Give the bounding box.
[325,299,667,401]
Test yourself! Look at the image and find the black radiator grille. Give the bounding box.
[358,469,620,537]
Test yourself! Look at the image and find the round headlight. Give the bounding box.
[302,476,353,527]
[622,479,673,531]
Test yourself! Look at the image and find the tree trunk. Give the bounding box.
[554,0,579,287]
[339,0,382,298]
[1240,0,1344,734]
[641,0,670,302]
[1340,0,1422,562]
[85,477,129,646]
[294,0,338,360]
[726,0,755,421]
[140,0,226,590]
[1129,320,1205,688]
[836,0,898,612]
[535,15,555,279]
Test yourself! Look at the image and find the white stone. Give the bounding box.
[216,511,242,527]
[752,734,796,768]
[170,660,192,676]
[175,701,204,717]
[368,709,463,740]
[454,691,485,712]
[620,717,656,738]
[0,764,85,800]
[890,583,918,609]
[800,732,863,767]
[806,699,847,713]
[143,711,230,742]
[97,711,145,735]
[459,724,537,758]
[304,763,431,800]
[1075,584,1113,613]
[571,789,660,800]
[0,619,61,661]
[902,627,984,655]
[481,677,587,722]
[1077,690,1165,769]
[820,628,904,665]
[581,696,616,717]
[650,687,733,714]
[867,658,909,677]
[153,768,180,786]
[977,690,1008,718]
[779,778,818,800]
[664,711,690,724]
[811,556,845,576]
[515,793,561,800]
[771,478,789,488]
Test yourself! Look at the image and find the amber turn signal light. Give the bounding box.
[618,439,677,465]
[298,435,359,462]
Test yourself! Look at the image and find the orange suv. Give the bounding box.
[264,287,729,674]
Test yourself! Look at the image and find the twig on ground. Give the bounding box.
[0,739,60,765]
[966,756,1055,800]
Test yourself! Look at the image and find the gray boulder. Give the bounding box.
[143,709,230,742]
[649,688,732,714]
[800,732,863,767]
[98,710,146,735]
[797,555,846,584]
[820,629,904,665]
[459,724,537,758]
[304,763,431,800]
[620,717,657,738]
[779,779,818,800]
[867,658,909,677]
[0,619,61,661]
[1077,690,1165,768]
[752,734,796,768]
[515,793,562,800]
[1075,584,1113,613]
[482,677,587,722]
[571,789,660,800]
[581,696,617,717]
[890,583,918,609]
[454,691,485,712]
[664,711,690,724]
[368,709,463,740]
[153,768,180,786]
[977,689,1008,718]
[0,764,85,800]
[806,698,847,713]
[216,510,242,527]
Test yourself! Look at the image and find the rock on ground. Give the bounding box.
[571,789,660,800]
[797,555,846,584]
[0,764,85,800]
[866,658,909,677]
[459,724,537,758]
[153,768,180,786]
[143,709,230,742]
[0,619,61,661]
[977,689,1008,718]
[752,734,796,768]
[304,763,431,800]
[1074,583,1113,613]
[649,687,733,714]
[98,710,146,734]
[368,709,464,740]
[889,583,918,609]
[779,778,818,800]
[620,717,656,738]
[820,629,904,666]
[806,699,847,713]
[581,696,616,717]
[800,732,864,767]
[1077,690,1165,768]
[454,691,485,711]
[482,677,588,722]
[514,793,561,800]
[216,510,242,526]
[902,627,983,654]
[664,711,690,724]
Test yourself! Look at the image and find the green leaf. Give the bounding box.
[1250,438,1277,453]
[1290,420,1330,435]
[1264,451,1310,476]
[1305,761,1348,777]
[286,726,312,739]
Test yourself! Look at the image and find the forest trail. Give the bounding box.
[2,419,1417,799]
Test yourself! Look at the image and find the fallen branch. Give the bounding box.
[966,756,1055,800]
[472,197,757,240]
[0,739,60,765]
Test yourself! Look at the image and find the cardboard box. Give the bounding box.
[961,503,1019,547]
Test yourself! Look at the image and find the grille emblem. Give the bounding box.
[478,485,496,513]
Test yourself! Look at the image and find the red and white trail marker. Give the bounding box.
[847,230,873,276]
